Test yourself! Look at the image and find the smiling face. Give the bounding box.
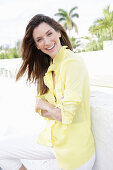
[33,22,62,59]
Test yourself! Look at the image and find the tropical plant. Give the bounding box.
[78,5,113,52]
[0,41,21,59]
[54,6,79,34]
[89,5,113,40]
[77,36,103,52]
[83,39,103,52]
[69,37,81,52]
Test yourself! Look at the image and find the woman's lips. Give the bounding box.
[46,44,55,50]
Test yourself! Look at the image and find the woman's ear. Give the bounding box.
[58,31,61,38]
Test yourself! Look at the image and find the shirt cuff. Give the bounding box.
[35,95,43,115]
[55,103,74,125]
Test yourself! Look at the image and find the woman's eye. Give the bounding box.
[47,32,52,36]
[37,39,41,42]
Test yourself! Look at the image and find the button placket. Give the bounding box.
[51,121,57,145]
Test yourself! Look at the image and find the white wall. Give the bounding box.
[80,48,113,88]
[0,43,113,87]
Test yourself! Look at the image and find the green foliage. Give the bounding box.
[80,5,113,52]
[0,41,21,59]
[69,37,81,52]
[89,6,113,40]
[80,38,103,52]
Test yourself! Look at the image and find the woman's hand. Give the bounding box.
[35,97,44,112]
[41,110,53,119]
[35,97,62,122]
[35,97,50,112]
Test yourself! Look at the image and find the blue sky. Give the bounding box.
[0,0,113,46]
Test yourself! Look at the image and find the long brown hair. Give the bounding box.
[16,14,72,95]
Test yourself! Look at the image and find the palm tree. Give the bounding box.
[89,6,113,40]
[54,6,79,34]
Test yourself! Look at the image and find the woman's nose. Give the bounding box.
[44,37,50,45]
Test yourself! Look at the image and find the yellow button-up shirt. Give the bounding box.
[36,46,95,169]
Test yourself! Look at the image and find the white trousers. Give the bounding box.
[0,134,95,170]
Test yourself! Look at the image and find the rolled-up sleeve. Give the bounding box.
[36,94,45,115]
[57,58,87,125]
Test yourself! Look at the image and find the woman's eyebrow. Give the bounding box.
[46,29,52,34]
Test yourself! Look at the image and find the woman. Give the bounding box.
[0,14,95,170]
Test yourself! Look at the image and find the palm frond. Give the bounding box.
[58,9,67,15]
[71,13,79,18]
[58,18,66,22]
[69,6,78,15]
[103,5,110,19]
[64,22,68,30]
[55,12,67,18]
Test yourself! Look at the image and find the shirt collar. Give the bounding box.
[43,46,67,91]
[52,46,67,65]
[45,46,67,73]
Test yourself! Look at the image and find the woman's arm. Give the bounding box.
[35,98,62,122]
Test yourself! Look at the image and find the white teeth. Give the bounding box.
[46,44,55,50]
